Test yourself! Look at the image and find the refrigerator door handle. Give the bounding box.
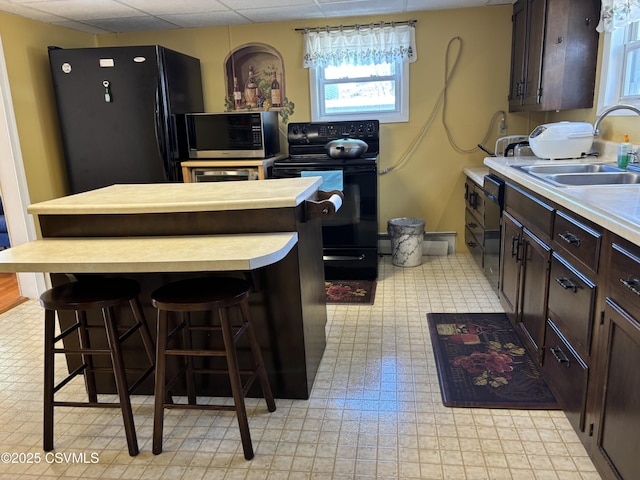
[153,86,170,178]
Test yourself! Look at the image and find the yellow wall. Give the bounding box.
[0,12,94,203]
[98,7,521,248]
[2,6,528,251]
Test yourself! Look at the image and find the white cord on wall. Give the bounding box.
[380,36,506,175]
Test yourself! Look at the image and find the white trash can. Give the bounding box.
[388,217,426,267]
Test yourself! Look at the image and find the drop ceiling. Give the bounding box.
[0,0,514,34]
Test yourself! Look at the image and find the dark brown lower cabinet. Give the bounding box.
[594,299,640,480]
[499,210,550,362]
[499,211,522,323]
[518,227,551,363]
[542,319,589,433]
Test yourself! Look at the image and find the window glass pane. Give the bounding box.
[324,80,396,114]
[623,45,640,96]
[629,22,640,42]
[325,62,395,80]
[310,60,408,123]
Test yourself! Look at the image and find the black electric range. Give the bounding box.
[272,120,379,280]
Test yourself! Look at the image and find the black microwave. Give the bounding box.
[184,111,280,159]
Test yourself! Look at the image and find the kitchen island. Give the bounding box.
[4,177,333,400]
[484,156,640,480]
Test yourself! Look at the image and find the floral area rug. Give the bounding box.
[325,280,376,304]
[426,312,558,409]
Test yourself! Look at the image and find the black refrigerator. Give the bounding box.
[48,45,204,194]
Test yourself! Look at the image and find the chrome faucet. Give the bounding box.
[593,104,640,136]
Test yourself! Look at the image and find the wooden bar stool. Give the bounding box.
[40,278,155,457]
[151,276,276,460]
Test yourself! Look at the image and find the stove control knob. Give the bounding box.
[366,122,376,133]
[291,126,299,135]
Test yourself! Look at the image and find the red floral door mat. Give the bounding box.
[325,280,376,304]
[426,312,558,409]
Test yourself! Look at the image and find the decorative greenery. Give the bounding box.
[279,98,295,124]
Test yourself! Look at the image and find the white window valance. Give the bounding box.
[302,22,417,68]
[597,0,640,32]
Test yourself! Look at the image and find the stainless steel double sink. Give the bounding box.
[512,162,640,186]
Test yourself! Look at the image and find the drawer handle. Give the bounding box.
[558,231,581,247]
[555,276,578,292]
[550,346,570,367]
[620,276,640,296]
[467,222,478,229]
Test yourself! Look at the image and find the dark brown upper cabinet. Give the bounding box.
[508,0,600,112]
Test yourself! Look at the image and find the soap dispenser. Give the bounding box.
[618,134,631,168]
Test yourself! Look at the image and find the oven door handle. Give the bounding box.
[323,254,366,261]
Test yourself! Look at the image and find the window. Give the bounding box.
[309,60,409,123]
[302,22,416,124]
[598,20,640,113]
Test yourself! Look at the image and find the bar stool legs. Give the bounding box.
[151,277,276,460]
[41,278,155,457]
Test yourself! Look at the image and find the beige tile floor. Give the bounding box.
[0,254,602,479]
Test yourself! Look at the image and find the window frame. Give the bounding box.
[309,61,409,124]
[598,21,640,114]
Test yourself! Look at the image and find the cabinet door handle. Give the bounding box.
[550,346,571,367]
[469,191,478,209]
[620,276,640,296]
[559,231,581,247]
[467,222,478,229]
[555,276,578,292]
[467,241,477,248]
[511,236,520,260]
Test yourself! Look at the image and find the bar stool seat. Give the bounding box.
[151,276,276,460]
[40,278,155,457]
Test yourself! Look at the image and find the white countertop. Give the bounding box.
[463,167,489,186]
[0,233,298,273]
[27,176,322,215]
[484,156,640,245]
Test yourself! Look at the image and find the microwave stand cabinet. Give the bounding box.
[181,154,286,182]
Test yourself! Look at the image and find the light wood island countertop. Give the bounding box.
[27,176,323,215]
[0,233,298,273]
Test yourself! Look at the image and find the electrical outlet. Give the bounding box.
[498,116,507,136]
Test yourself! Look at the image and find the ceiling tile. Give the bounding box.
[50,20,113,34]
[221,0,314,7]
[0,1,69,22]
[81,15,179,32]
[238,5,325,23]
[117,0,228,15]
[21,0,145,20]
[160,11,250,28]
[407,0,483,9]
[319,0,406,17]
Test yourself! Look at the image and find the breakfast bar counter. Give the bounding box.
[10,177,332,399]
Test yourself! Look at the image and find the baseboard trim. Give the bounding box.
[378,231,456,256]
